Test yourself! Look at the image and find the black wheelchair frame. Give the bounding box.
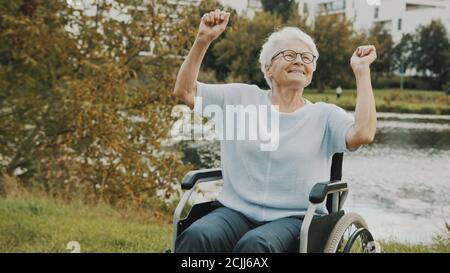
[170,153,377,253]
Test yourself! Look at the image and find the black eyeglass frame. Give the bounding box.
[270,50,316,64]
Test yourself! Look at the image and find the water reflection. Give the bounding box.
[343,113,450,243]
[374,129,450,150]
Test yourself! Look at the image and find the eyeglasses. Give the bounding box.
[271,50,316,64]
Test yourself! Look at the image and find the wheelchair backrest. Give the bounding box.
[326,153,344,213]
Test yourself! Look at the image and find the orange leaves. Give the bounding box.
[1,0,192,211]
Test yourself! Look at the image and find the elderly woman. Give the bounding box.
[173,9,377,253]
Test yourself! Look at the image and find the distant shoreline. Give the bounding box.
[303,89,450,115]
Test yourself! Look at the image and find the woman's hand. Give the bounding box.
[197,9,230,44]
[350,45,377,73]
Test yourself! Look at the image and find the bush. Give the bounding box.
[198,69,220,84]
[375,76,445,90]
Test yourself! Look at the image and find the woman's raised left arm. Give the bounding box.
[345,45,377,150]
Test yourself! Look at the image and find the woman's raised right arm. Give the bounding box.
[173,9,230,109]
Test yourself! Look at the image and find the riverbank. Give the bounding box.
[0,195,448,253]
[303,89,450,115]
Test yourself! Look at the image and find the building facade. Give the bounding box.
[297,0,450,42]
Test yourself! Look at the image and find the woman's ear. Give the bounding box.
[265,64,272,78]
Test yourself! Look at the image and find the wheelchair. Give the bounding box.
[169,153,377,253]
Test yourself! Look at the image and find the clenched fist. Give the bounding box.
[197,9,230,44]
[350,45,377,73]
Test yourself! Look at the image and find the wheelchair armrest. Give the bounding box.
[181,168,223,190]
[309,180,347,204]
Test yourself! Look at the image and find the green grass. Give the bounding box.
[378,239,450,253]
[303,89,450,115]
[0,196,448,253]
[0,196,172,252]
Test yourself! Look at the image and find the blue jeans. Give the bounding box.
[175,204,303,253]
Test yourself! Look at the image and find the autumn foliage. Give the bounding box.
[0,0,192,209]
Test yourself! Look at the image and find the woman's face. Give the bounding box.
[267,39,315,90]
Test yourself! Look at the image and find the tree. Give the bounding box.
[311,14,363,91]
[392,33,415,89]
[367,24,395,82]
[178,0,237,81]
[213,11,282,88]
[286,12,309,31]
[411,20,450,89]
[261,0,297,22]
[0,0,190,208]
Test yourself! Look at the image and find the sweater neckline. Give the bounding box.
[264,90,312,116]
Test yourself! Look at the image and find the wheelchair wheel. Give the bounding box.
[323,212,376,253]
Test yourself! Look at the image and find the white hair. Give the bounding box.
[259,27,319,89]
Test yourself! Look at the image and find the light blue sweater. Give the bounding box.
[193,82,355,222]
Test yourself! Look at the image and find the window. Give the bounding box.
[332,0,346,11]
[248,0,262,9]
[374,7,379,19]
[319,0,346,12]
[406,4,436,11]
[398,18,402,30]
[375,20,392,32]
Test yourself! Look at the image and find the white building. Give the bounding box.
[163,0,263,18]
[195,0,263,18]
[297,0,450,42]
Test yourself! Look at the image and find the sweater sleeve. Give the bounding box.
[326,106,356,155]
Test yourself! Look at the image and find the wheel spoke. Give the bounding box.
[344,228,373,253]
[324,213,374,253]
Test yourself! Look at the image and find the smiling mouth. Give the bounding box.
[288,70,306,75]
